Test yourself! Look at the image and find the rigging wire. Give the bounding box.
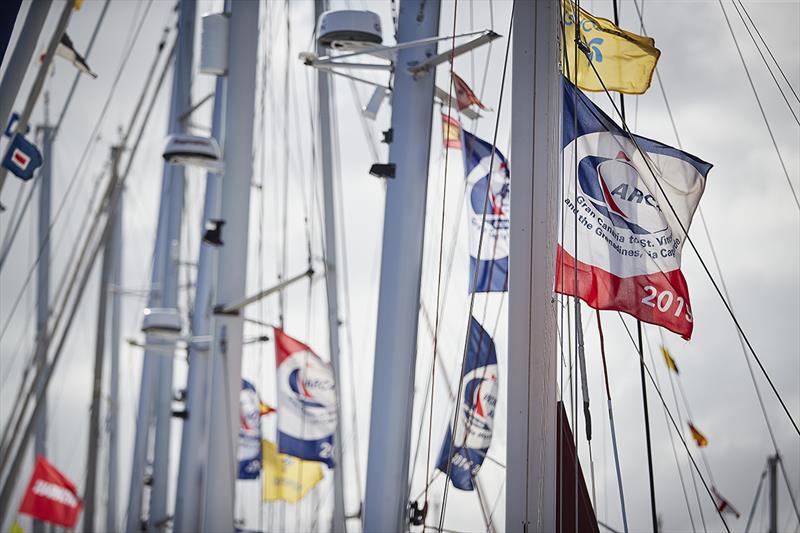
[728,0,799,126]
[0,0,112,269]
[582,54,800,438]
[616,317,731,532]
[716,0,799,211]
[438,5,513,529]
[0,0,159,341]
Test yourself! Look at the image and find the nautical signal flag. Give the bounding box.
[688,422,708,448]
[436,317,498,490]
[18,456,82,529]
[239,379,264,479]
[2,133,43,181]
[451,72,490,112]
[562,0,660,94]
[275,328,337,467]
[556,78,711,339]
[262,439,323,503]
[462,129,510,293]
[441,112,462,150]
[661,346,679,374]
[52,33,97,78]
[712,487,741,519]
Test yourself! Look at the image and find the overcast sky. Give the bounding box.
[0,1,798,532]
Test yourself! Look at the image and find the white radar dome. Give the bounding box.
[317,10,382,50]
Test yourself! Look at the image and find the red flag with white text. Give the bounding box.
[19,456,82,529]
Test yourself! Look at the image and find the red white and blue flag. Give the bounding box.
[275,328,337,467]
[557,79,711,339]
[436,317,498,490]
[238,379,263,479]
[461,130,510,293]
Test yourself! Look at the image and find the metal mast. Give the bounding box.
[83,145,121,532]
[362,1,441,531]
[201,0,260,529]
[106,153,123,533]
[314,0,347,530]
[506,1,560,532]
[768,454,778,533]
[173,40,228,533]
[32,106,54,533]
[126,1,195,530]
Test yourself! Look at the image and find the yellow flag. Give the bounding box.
[661,346,679,374]
[262,440,323,503]
[562,0,660,94]
[10,520,26,533]
[688,422,708,448]
[74,0,83,9]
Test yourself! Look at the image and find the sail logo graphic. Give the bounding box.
[286,356,335,410]
[577,148,667,235]
[454,364,498,449]
[468,154,510,230]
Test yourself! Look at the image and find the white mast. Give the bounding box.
[126,1,195,530]
[362,1,441,531]
[32,107,53,533]
[201,0,260,529]
[314,0,347,530]
[506,1,560,531]
[173,34,228,533]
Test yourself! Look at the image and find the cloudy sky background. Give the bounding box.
[0,0,798,532]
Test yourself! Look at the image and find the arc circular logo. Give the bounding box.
[577,146,667,235]
[468,154,510,229]
[239,390,260,433]
[456,365,498,449]
[286,355,336,410]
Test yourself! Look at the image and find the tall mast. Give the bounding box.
[106,153,123,533]
[83,145,121,532]
[126,1,195,530]
[32,99,53,533]
[506,1,560,531]
[201,0,260,529]
[173,22,229,533]
[314,0,347,530]
[362,1,441,531]
[768,454,778,533]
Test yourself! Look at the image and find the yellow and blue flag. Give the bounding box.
[262,440,323,503]
[562,0,660,94]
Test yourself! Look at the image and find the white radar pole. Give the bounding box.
[506,1,560,531]
[201,0,260,530]
[362,1,441,531]
[125,1,195,530]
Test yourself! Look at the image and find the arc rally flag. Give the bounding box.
[239,379,264,479]
[436,317,498,490]
[19,456,82,528]
[556,79,711,339]
[262,439,324,503]
[562,0,660,95]
[462,129,510,293]
[275,328,337,467]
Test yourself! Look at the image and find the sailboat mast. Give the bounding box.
[84,145,121,532]
[173,19,228,532]
[507,1,560,531]
[768,454,778,533]
[126,1,195,529]
[201,0,260,529]
[32,104,53,533]
[313,0,348,531]
[362,0,441,531]
[106,154,123,533]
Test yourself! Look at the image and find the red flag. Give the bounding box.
[451,72,490,111]
[441,112,462,149]
[19,456,82,528]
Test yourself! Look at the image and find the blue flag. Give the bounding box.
[2,133,42,181]
[238,379,263,479]
[461,130,509,292]
[436,317,499,490]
